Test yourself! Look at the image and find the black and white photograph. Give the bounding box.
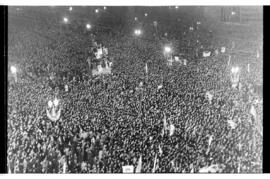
[5,2,263,174]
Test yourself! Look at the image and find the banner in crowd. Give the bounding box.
[205,91,213,104]
[227,119,237,129]
[46,98,61,122]
[203,51,211,57]
[221,47,226,53]
[122,165,134,173]
[199,164,222,173]
[183,59,187,66]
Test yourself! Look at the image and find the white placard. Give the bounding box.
[122,165,134,173]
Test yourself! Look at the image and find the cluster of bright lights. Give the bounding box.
[231,66,240,73]
[231,11,236,15]
[63,17,69,23]
[197,21,201,25]
[10,66,17,74]
[86,24,91,29]
[54,98,59,106]
[69,7,73,11]
[95,9,99,13]
[189,26,194,31]
[48,98,60,108]
[164,46,172,53]
[134,29,142,36]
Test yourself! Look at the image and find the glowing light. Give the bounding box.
[231,67,240,73]
[197,21,201,25]
[63,17,69,23]
[86,24,91,29]
[189,27,194,31]
[145,13,148,17]
[69,7,72,11]
[95,9,99,13]
[164,46,172,53]
[48,100,53,108]
[164,32,168,36]
[10,66,17,74]
[134,29,142,36]
[153,21,158,26]
[104,6,107,10]
[135,17,138,21]
[53,98,59,106]
[175,6,179,9]
[231,11,236,15]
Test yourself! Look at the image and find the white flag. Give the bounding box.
[163,116,167,130]
[158,145,163,155]
[205,91,213,104]
[227,120,237,129]
[183,59,187,66]
[228,55,231,67]
[203,51,211,57]
[208,135,213,147]
[63,161,67,173]
[169,124,175,136]
[145,63,148,74]
[221,47,226,53]
[65,84,68,92]
[250,105,257,121]
[152,154,157,173]
[135,155,142,173]
[157,85,163,90]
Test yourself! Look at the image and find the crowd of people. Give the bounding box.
[8,7,262,173]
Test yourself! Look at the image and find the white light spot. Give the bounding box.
[175,6,179,9]
[164,46,172,53]
[145,13,148,17]
[95,9,99,13]
[63,17,69,23]
[48,100,53,108]
[231,11,236,15]
[10,66,17,74]
[135,17,138,21]
[104,6,107,10]
[69,7,72,11]
[86,24,91,29]
[53,98,59,106]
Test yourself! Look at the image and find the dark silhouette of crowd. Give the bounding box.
[7,7,262,173]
